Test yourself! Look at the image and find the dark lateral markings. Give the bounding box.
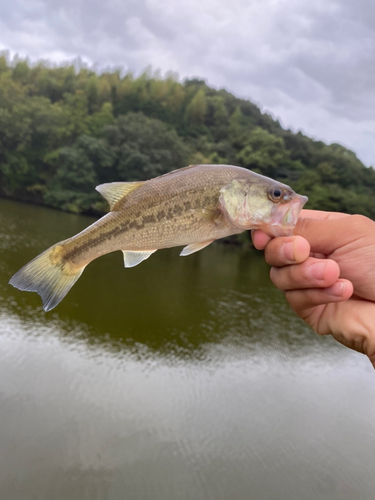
[63,204,194,260]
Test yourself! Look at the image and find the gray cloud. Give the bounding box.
[1,0,375,165]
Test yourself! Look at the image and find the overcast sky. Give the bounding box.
[1,0,374,166]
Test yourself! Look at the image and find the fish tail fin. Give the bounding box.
[9,244,85,312]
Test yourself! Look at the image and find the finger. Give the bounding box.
[300,209,350,220]
[251,230,272,250]
[285,279,354,311]
[252,210,351,251]
[294,214,375,255]
[270,258,340,291]
[264,235,310,266]
[310,252,327,259]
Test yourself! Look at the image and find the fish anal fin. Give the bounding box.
[122,250,157,268]
[180,240,214,257]
[96,181,144,211]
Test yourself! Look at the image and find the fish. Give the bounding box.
[9,164,308,311]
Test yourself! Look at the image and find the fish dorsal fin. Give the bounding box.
[156,164,209,180]
[96,181,144,211]
[157,164,239,179]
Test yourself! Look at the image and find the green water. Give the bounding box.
[0,198,374,500]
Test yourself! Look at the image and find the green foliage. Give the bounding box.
[236,127,289,177]
[103,112,190,181]
[1,55,375,224]
[44,135,114,213]
[184,89,207,127]
[87,102,115,137]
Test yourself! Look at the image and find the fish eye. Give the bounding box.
[269,187,283,202]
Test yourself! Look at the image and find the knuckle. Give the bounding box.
[368,351,375,369]
[270,263,301,290]
[350,214,370,226]
[265,237,294,265]
[284,290,301,312]
[269,266,281,287]
[351,214,373,230]
[269,261,310,290]
[264,241,281,265]
[291,261,310,282]
[264,247,273,265]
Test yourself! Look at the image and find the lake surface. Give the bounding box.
[0,198,374,500]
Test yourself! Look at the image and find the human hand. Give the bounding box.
[252,210,375,367]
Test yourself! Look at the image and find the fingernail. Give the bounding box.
[309,262,327,281]
[281,242,294,262]
[327,281,346,297]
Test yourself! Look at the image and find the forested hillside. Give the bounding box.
[1,55,375,219]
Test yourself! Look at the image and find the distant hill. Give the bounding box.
[1,55,375,220]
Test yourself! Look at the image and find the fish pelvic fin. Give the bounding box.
[9,245,85,312]
[96,181,144,211]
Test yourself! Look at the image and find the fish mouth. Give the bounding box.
[269,194,308,237]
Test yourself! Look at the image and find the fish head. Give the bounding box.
[219,178,308,237]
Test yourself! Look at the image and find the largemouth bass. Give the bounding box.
[9,164,308,311]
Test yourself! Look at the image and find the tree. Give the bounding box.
[44,135,114,213]
[86,102,115,137]
[103,112,190,181]
[184,89,207,127]
[236,127,289,177]
[1,56,375,225]
[86,75,99,113]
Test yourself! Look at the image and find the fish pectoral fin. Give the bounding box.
[180,240,215,257]
[122,250,157,268]
[191,208,221,222]
[96,181,144,211]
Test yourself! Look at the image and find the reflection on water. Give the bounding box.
[0,198,374,500]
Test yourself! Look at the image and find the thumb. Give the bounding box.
[294,214,372,255]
